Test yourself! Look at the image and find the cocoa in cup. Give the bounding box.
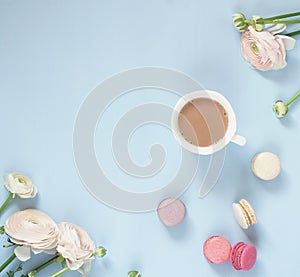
[171,90,246,155]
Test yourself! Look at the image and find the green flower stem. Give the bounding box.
[0,193,13,213]
[265,11,300,21]
[0,253,16,272]
[286,91,300,106]
[27,255,60,276]
[50,267,69,277]
[286,30,300,37]
[264,19,300,24]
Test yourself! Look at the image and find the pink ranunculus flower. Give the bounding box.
[57,222,96,271]
[4,209,59,261]
[241,26,296,71]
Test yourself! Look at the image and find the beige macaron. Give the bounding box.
[252,152,281,181]
[232,199,257,229]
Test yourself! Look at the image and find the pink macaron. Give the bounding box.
[230,242,257,271]
[203,236,232,264]
[157,198,186,227]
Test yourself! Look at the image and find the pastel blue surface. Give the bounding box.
[1,1,300,276]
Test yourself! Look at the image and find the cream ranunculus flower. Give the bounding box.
[57,222,96,272]
[241,26,296,71]
[4,209,59,261]
[3,173,37,198]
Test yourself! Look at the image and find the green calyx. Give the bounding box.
[273,100,288,118]
[233,11,300,33]
[92,246,107,258]
[128,270,142,277]
[273,91,300,118]
[233,13,248,32]
[251,15,264,31]
[232,13,265,32]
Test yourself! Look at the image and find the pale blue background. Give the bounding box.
[1,0,300,276]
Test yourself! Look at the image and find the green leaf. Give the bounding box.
[6,263,23,277]
[3,238,15,248]
[0,226,4,235]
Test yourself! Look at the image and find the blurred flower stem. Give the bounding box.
[27,247,106,277]
[27,255,62,277]
[50,267,69,277]
[0,252,16,272]
[0,193,13,214]
[286,30,300,36]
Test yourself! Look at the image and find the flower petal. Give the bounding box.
[14,245,31,262]
[265,24,286,34]
[57,222,95,271]
[5,209,59,254]
[77,260,92,277]
[277,35,296,51]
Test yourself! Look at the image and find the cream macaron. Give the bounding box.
[232,199,257,229]
[252,152,281,181]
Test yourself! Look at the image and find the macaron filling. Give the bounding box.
[231,242,245,270]
[239,202,251,226]
[233,199,257,229]
[240,199,257,225]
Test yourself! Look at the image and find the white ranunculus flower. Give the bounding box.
[3,173,37,198]
[57,222,96,271]
[4,209,59,261]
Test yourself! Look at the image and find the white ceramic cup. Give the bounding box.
[171,90,246,155]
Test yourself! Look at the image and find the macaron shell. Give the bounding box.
[157,198,186,227]
[232,203,249,229]
[240,244,257,271]
[203,236,232,264]
[252,152,281,181]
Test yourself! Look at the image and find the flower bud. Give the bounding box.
[273,100,288,118]
[28,271,37,277]
[251,15,264,31]
[232,13,248,32]
[56,255,65,264]
[128,270,142,277]
[94,246,107,258]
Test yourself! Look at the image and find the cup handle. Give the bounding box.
[231,134,246,146]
